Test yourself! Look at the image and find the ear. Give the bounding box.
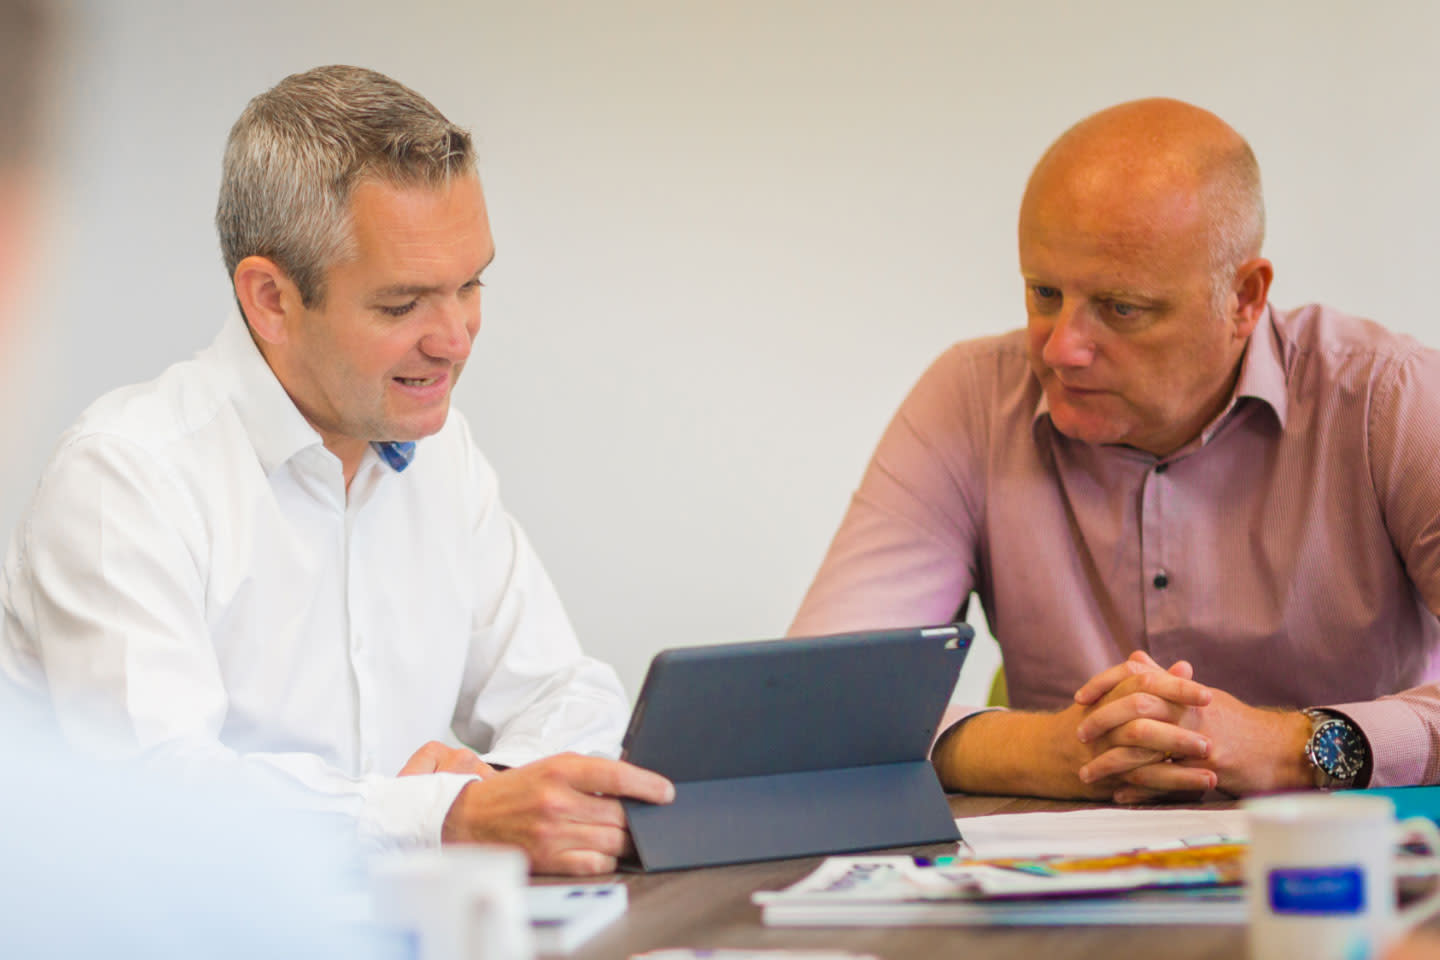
[1229,257,1274,340]
[233,255,300,345]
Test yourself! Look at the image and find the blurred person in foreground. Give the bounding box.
[0,63,670,876]
[0,7,384,958]
[791,97,1440,804]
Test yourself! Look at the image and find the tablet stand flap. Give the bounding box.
[622,760,958,872]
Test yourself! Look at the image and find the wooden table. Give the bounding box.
[566,794,1246,960]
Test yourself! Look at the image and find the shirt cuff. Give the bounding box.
[357,772,478,849]
[1327,698,1430,788]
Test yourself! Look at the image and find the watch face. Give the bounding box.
[1312,718,1366,781]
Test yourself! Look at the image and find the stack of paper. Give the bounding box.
[754,808,1254,928]
[753,854,1245,926]
[526,883,628,953]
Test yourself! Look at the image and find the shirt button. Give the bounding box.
[1153,571,1170,589]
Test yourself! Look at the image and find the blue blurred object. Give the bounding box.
[0,700,390,959]
[1353,786,1440,825]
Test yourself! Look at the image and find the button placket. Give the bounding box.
[1139,461,1173,635]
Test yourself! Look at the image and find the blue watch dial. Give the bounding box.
[1310,717,1366,781]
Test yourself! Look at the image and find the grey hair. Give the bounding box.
[1201,137,1266,312]
[216,65,475,308]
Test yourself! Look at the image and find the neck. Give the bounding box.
[325,438,366,491]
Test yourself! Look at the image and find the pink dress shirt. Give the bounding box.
[790,304,1440,787]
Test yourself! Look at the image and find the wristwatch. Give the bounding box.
[1302,708,1370,789]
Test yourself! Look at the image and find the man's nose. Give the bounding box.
[421,300,477,363]
[1041,303,1096,369]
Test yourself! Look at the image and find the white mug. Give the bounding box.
[369,845,534,960]
[1244,793,1440,960]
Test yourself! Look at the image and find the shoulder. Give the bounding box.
[899,329,1036,426]
[923,329,1031,379]
[1271,304,1440,454]
[1272,303,1435,381]
[18,352,242,544]
[56,353,230,466]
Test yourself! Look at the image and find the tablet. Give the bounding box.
[620,623,972,871]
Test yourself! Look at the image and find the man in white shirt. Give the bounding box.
[0,64,671,876]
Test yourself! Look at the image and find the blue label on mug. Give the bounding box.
[1268,867,1365,914]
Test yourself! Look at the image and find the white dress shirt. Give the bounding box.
[0,311,629,847]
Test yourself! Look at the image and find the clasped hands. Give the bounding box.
[398,741,675,876]
[1068,651,1310,803]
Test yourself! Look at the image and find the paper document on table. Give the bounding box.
[954,808,1248,860]
[752,855,1245,927]
[526,883,627,953]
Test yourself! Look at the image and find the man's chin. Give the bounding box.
[1048,409,1128,448]
[384,406,453,444]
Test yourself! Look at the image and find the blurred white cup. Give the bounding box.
[370,845,533,960]
[1245,793,1440,960]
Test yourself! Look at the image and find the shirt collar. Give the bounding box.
[210,310,418,476]
[1029,304,1289,445]
[1229,305,1289,430]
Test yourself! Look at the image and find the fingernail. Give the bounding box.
[1078,767,1093,783]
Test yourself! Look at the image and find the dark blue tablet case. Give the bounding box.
[620,624,972,872]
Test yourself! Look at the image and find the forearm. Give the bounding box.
[1192,697,1312,796]
[126,736,477,849]
[933,706,1106,800]
[1215,706,1312,795]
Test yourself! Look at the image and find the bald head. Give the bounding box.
[1022,98,1264,283]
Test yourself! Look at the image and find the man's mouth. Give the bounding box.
[1053,378,1104,396]
[396,376,440,387]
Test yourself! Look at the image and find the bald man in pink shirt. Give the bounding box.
[791,98,1440,804]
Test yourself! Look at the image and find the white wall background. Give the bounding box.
[5,0,1438,709]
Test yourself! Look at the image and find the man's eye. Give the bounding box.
[1032,285,1060,300]
[1107,300,1141,319]
[379,300,418,318]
